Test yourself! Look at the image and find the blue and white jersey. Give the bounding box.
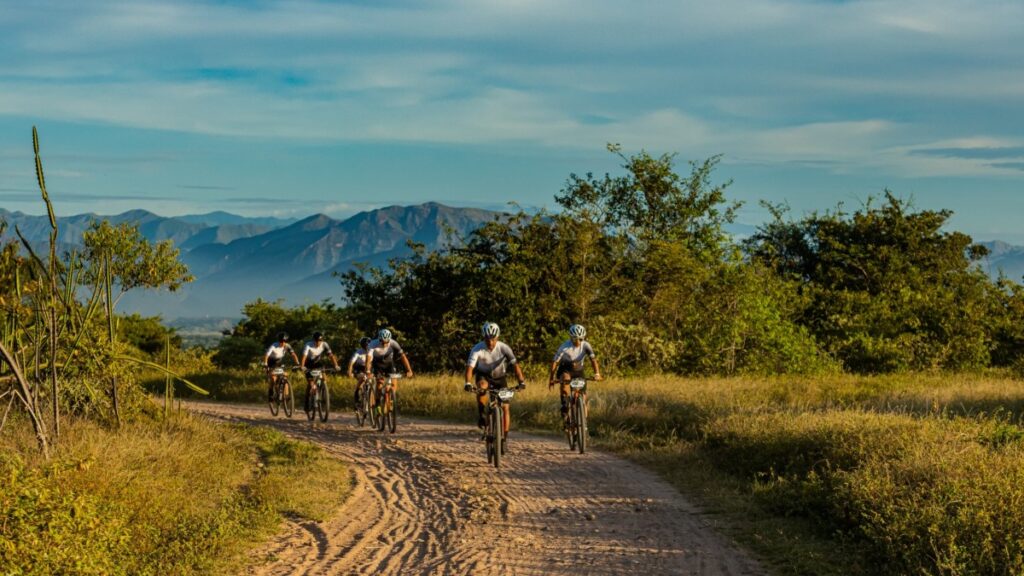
[553,340,595,365]
[265,342,294,361]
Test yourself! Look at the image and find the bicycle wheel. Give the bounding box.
[386,390,397,433]
[319,381,330,422]
[357,386,369,426]
[376,389,386,432]
[283,379,294,417]
[305,385,315,421]
[485,407,496,465]
[492,406,503,469]
[368,386,380,429]
[576,397,587,454]
[269,382,280,416]
[567,397,577,450]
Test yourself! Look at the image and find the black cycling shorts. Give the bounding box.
[371,359,396,377]
[556,361,584,381]
[267,356,283,369]
[473,370,508,390]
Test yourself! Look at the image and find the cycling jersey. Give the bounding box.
[553,340,595,368]
[265,342,294,367]
[368,339,405,374]
[467,340,517,379]
[302,340,333,367]
[349,349,368,371]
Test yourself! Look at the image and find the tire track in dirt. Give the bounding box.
[189,401,766,576]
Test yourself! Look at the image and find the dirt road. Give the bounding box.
[190,401,765,576]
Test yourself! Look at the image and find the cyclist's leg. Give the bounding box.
[474,373,489,428]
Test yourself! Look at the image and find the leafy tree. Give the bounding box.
[746,193,996,372]
[118,314,181,357]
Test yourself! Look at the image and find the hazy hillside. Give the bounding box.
[980,240,1024,282]
[119,202,501,318]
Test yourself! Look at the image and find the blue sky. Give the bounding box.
[1,0,1023,241]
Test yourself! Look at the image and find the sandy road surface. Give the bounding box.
[190,401,765,576]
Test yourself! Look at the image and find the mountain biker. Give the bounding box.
[548,324,602,426]
[264,332,300,401]
[347,336,372,408]
[465,322,526,428]
[300,331,340,393]
[364,328,414,387]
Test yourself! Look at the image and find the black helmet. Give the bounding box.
[359,337,371,349]
[277,331,288,342]
[312,331,323,341]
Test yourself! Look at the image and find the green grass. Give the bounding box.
[0,413,349,575]
[401,372,1024,576]
[159,369,1024,575]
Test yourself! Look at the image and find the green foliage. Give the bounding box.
[118,313,181,356]
[230,299,360,353]
[0,416,348,575]
[81,220,193,299]
[341,146,832,375]
[747,193,1002,373]
[212,336,265,369]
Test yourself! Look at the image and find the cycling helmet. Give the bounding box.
[359,337,371,349]
[276,331,289,342]
[481,322,500,339]
[569,324,586,340]
[312,331,323,341]
[378,328,392,341]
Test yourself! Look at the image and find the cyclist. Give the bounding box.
[347,336,372,408]
[364,328,414,388]
[263,331,300,402]
[465,322,526,428]
[548,324,602,427]
[300,331,341,397]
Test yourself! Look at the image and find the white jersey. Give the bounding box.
[302,340,333,362]
[265,342,294,361]
[467,340,517,378]
[349,349,368,369]
[368,339,405,365]
[553,340,595,366]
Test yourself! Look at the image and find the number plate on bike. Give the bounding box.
[497,389,515,401]
[569,378,586,390]
[309,370,322,377]
[271,368,285,375]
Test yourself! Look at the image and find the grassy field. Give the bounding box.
[0,413,350,575]
[163,368,1024,575]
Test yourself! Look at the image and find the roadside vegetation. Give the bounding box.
[7,130,1024,575]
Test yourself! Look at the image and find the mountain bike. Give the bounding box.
[565,377,591,454]
[354,372,377,428]
[374,373,402,434]
[471,383,524,469]
[267,367,295,418]
[304,367,335,422]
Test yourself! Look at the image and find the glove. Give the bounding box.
[464,382,473,392]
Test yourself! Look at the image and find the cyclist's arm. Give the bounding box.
[365,350,374,375]
[465,364,474,386]
[514,362,525,384]
[548,361,559,386]
[290,347,301,366]
[591,356,603,380]
[400,352,413,377]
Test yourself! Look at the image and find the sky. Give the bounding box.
[1,0,1023,241]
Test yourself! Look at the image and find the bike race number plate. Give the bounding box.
[497,389,515,401]
[271,368,285,376]
[569,378,586,390]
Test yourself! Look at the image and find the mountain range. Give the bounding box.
[2,205,1023,320]
[0,203,500,319]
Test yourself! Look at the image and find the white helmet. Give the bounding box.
[569,324,586,340]
[378,328,392,341]
[481,322,500,339]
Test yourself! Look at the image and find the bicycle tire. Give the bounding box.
[485,405,496,465]
[368,386,380,429]
[386,390,397,433]
[283,379,294,418]
[305,384,315,421]
[357,385,370,426]
[567,396,577,450]
[492,405,502,469]
[319,381,330,422]
[576,397,587,454]
[269,382,280,417]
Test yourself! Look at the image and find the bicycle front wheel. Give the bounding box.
[319,383,330,422]
[283,380,294,418]
[386,390,397,433]
[269,382,280,417]
[492,406,503,469]
[576,398,587,454]
[305,386,315,421]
